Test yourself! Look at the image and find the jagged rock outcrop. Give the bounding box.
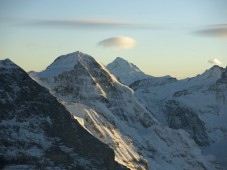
[130,76,177,91]
[209,68,227,104]
[165,100,210,146]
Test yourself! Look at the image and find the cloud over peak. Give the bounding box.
[98,36,136,49]
[208,58,222,65]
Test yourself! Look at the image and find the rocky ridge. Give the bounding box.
[0,58,127,170]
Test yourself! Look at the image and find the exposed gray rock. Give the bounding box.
[130,76,176,91]
[165,100,210,146]
[209,68,227,104]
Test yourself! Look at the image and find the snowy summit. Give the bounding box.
[107,57,151,85]
[38,51,93,78]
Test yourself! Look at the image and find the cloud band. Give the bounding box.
[195,25,227,38]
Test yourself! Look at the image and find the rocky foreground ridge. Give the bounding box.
[0,58,128,170]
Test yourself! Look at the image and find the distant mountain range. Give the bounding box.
[129,64,227,168]
[109,56,227,169]
[1,51,226,169]
[28,51,224,170]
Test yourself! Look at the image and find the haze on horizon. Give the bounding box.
[0,0,227,79]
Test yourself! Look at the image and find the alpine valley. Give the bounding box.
[23,51,225,170]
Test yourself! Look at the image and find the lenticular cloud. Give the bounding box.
[98,36,136,49]
[208,58,222,65]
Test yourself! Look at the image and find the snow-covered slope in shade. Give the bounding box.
[0,59,127,170]
[107,57,151,85]
[31,51,222,170]
[130,65,227,169]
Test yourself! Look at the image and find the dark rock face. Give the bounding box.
[130,76,177,91]
[165,100,210,146]
[209,69,227,104]
[0,59,128,170]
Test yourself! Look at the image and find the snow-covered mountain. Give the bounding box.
[31,51,222,170]
[130,65,227,169]
[0,59,127,170]
[107,57,151,85]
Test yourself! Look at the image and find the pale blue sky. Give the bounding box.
[0,0,227,78]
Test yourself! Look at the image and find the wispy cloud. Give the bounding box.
[98,36,136,49]
[33,18,141,29]
[208,58,222,65]
[194,24,227,38]
[0,17,152,29]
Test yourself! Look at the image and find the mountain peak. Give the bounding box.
[38,51,94,78]
[204,65,224,77]
[190,65,225,83]
[209,64,224,71]
[0,58,21,73]
[51,51,87,65]
[107,57,151,85]
[114,57,129,63]
[113,57,137,67]
[0,58,19,68]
